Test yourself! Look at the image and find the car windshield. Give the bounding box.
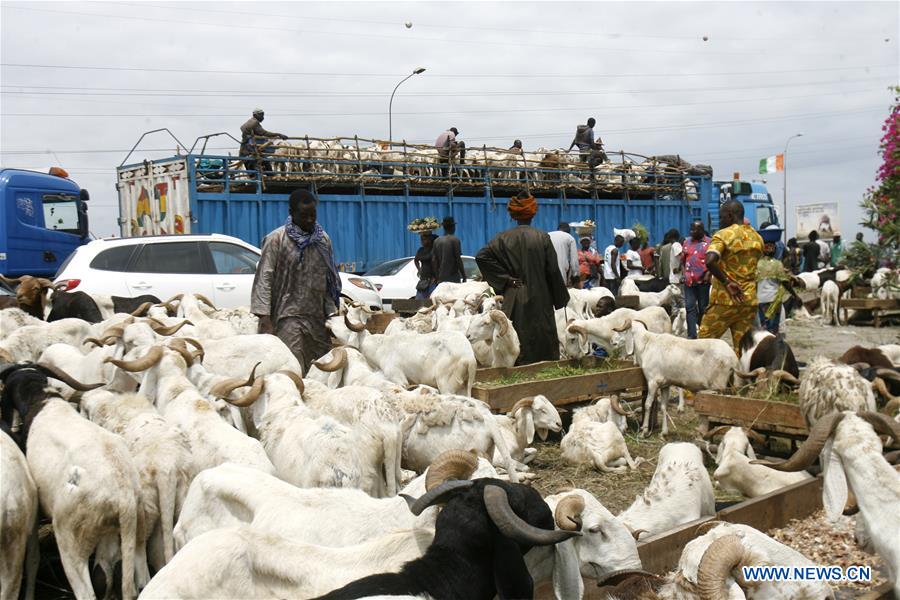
[365,258,411,276]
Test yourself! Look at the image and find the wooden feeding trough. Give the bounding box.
[840,297,900,328]
[472,356,645,413]
[536,475,896,599]
[693,392,808,439]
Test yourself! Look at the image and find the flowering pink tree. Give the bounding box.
[861,87,899,261]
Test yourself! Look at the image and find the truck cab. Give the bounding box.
[0,168,90,277]
[708,180,779,232]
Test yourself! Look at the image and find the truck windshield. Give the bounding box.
[42,193,81,234]
[756,205,777,227]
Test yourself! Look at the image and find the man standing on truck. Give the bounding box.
[699,200,763,355]
[476,193,569,364]
[434,216,466,284]
[567,118,604,166]
[251,189,342,371]
[240,108,287,174]
[435,127,463,177]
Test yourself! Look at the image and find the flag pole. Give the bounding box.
[783,133,803,241]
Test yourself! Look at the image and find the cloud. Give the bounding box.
[1,1,897,242]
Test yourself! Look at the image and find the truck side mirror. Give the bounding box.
[80,189,90,201]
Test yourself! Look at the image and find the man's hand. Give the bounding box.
[725,281,745,303]
[257,315,274,335]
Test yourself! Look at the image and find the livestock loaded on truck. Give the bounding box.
[116,132,713,272]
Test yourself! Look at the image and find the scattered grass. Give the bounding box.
[529,403,743,513]
[480,361,621,387]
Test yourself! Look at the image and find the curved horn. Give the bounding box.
[490,310,509,336]
[409,479,476,516]
[610,395,628,416]
[163,294,184,304]
[567,323,588,344]
[850,362,871,371]
[857,411,900,446]
[312,347,348,372]
[752,412,846,471]
[509,397,534,416]
[168,340,198,367]
[0,274,23,285]
[493,295,504,304]
[733,367,767,380]
[275,369,305,395]
[149,319,192,336]
[611,319,632,333]
[703,425,732,440]
[193,293,218,310]
[742,428,767,444]
[222,375,265,407]
[874,368,900,384]
[883,396,900,416]
[483,485,581,546]
[629,528,648,541]
[344,313,366,333]
[129,301,153,317]
[83,337,114,348]
[553,494,585,531]
[694,521,727,537]
[105,346,165,372]
[594,569,659,589]
[35,363,105,391]
[209,363,262,398]
[180,338,205,360]
[696,534,748,600]
[771,369,800,386]
[425,449,479,492]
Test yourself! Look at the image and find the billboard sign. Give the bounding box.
[796,203,839,240]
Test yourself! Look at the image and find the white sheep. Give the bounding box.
[626,283,683,310]
[430,281,490,305]
[611,318,739,435]
[106,346,277,476]
[174,452,481,550]
[561,418,643,473]
[566,306,671,353]
[332,314,476,396]
[576,396,630,433]
[141,526,433,599]
[0,318,93,363]
[0,432,38,600]
[555,308,589,359]
[491,395,561,469]
[820,279,840,325]
[465,309,520,368]
[617,443,715,540]
[672,307,687,337]
[79,390,194,571]
[799,357,876,428]
[755,411,899,596]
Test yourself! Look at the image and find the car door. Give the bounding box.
[206,241,260,308]
[124,241,215,300]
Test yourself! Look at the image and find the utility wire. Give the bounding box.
[2,62,896,79]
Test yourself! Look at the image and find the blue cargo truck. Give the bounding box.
[707,179,780,232]
[116,139,719,272]
[0,168,91,278]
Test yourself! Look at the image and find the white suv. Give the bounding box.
[54,234,382,310]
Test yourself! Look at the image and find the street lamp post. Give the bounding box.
[783,133,803,240]
[389,67,426,145]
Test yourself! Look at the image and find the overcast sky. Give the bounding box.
[1,1,897,242]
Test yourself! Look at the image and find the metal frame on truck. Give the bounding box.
[117,135,711,272]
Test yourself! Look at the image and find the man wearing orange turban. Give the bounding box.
[476,193,569,364]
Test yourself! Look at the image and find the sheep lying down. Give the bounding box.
[560,419,644,473]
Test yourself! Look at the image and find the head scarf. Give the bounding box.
[508,194,538,220]
[284,217,342,307]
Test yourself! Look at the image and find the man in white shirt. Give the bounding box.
[624,237,644,278]
[548,222,579,287]
[602,234,626,295]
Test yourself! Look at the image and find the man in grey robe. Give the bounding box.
[251,189,342,372]
[476,194,569,365]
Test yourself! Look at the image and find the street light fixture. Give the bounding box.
[783,133,803,240]
[389,67,426,145]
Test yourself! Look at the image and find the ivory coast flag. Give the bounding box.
[759,154,784,174]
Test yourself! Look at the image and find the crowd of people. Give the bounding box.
[250,185,855,370]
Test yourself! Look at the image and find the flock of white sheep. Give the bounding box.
[0,273,898,599]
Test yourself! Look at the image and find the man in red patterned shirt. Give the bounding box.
[681,220,711,338]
